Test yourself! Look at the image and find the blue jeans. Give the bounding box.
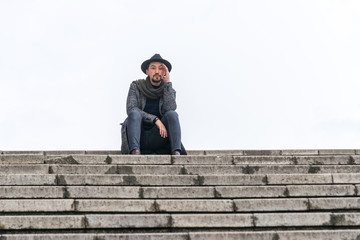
[127,110,182,153]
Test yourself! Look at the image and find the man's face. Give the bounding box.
[146,62,165,86]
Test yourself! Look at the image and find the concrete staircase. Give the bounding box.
[1,149,360,239]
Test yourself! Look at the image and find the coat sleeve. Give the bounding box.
[126,82,157,124]
[161,82,177,113]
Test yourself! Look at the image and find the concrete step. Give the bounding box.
[44,155,172,165]
[0,233,188,240]
[189,230,360,240]
[233,155,359,165]
[185,164,360,174]
[1,151,122,155]
[2,149,359,155]
[216,185,357,198]
[2,164,360,175]
[2,230,360,240]
[50,164,184,175]
[1,212,360,229]
[0,154,44,164]
[3,153,360,165]
[2,173,360,186]
[2,198,360,213]
[56,174,268,186]
[0,186,140,199]
[0,164,49,174]
[0,185,357,199]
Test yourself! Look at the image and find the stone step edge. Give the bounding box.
[1,149,360,156]
[1,173,359,186]
[1,230,360,240]
[1,197,360,213]
[2,155,360,166]
[0,212,360,229]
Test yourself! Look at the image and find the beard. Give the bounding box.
[151,74,162,83]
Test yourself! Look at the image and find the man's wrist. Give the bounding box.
[153,117,159,124]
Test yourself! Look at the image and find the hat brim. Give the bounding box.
[141,59,172,74]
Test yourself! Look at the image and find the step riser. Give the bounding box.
[1,213,360,229]
[3,164,360,175]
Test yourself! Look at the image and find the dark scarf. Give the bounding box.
[134,76,164,99]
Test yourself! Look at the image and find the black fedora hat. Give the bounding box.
[141,53,172,74]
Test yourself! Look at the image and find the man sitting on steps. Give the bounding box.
[121,54,186,155]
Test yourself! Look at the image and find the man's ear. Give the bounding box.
[146,69,149,75]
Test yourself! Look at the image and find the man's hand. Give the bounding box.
[161,63,170,83]
[155,118,167,138]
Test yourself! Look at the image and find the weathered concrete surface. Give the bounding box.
[0,186,65,198]
[0,175,56,186]
[156,200,233,212]
[287,185,356,197]
[319,149,356,155]
[76,200,154,212]
[184,165,305,175]
[0,154,44,164]
[109,155,171,165]
[60,155,108,164]
[172,214,253,228]
[242,150,282,156]
[234,198,308,212]
[201,174,267,185]
[0,165,48,174]
[333,173,360,183]
[1,151,44,155]
[267,174,333,185]
[172,155,233,165]
[295,156,353,165]
[0,233,189,240]
[185,150,205,155]
[190,230,360,240]
[254,212,360,227]
[281,149,319,155]
[51,165,183,175]
[215,186,287,198]
[46,155,172,165]
[275,230,360,240]
[85,214,171,228]
[189,232,275,240]
[0,199,74,212]
[66,186,140,198]
[186,165,360,175]
[44,151,86,156]
[84,150,122,155]
[205,150,244,155]
[56,175,126,185]
[309,197,360,210]
[142,187,214,198]
[0,215,84,229]
[307,165,360,174]
[184,165,246,175]
[57,174,198,186]
[234,155,355,165]
[234,156,295,165]
[2,231,360,240]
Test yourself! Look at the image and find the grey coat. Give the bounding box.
[121,81,177,154]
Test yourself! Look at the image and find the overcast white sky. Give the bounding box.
[0,0,359,150]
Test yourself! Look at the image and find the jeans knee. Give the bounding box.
[163,110,178,120]
[128,110,142,121]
